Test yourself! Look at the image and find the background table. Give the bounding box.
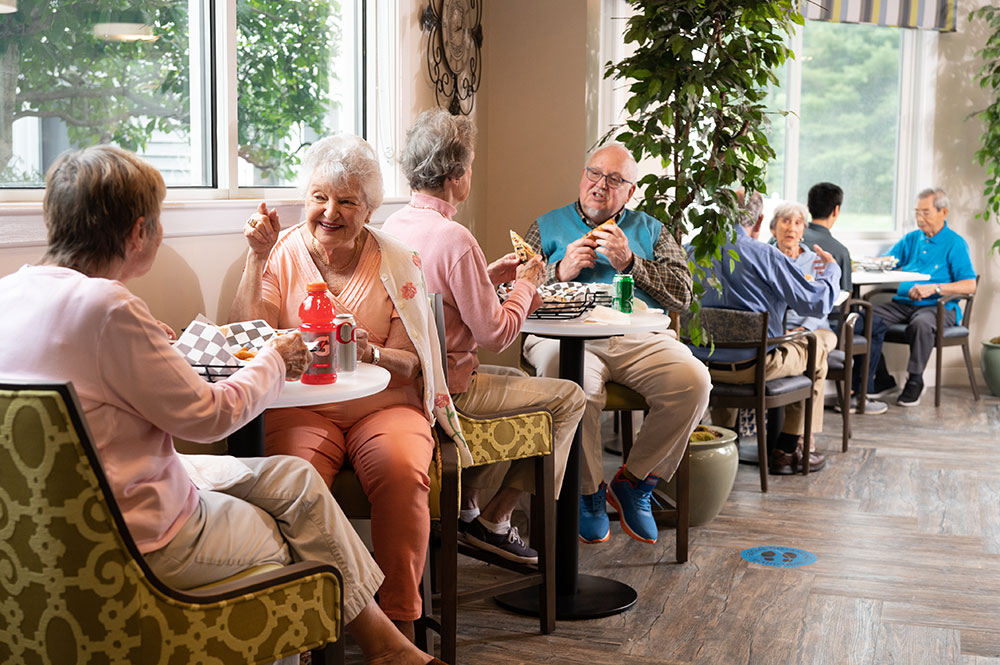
[495,311,672,620]
[851,270,931,298]
[227,364,391,457]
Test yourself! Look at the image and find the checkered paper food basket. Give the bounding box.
[171,318,286,381]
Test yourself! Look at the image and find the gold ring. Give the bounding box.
[247,217,258,228]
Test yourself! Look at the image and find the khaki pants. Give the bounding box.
[523,332,712,495]
[708,328,837,436]
[453,367,585,499]
[144,455,383,625]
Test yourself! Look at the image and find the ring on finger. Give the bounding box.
[247,217,258,228]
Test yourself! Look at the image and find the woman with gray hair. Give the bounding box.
[383,109,584,563]
[230,134,468,642]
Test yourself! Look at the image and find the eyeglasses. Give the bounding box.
[914,208,936,218]
[584,167,633,189]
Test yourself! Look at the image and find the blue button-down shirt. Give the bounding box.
[885,221,975,322]
[689,225,841,362]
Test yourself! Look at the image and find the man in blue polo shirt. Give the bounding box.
[855,187,977,406]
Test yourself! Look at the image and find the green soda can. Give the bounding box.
[613,274,634,313]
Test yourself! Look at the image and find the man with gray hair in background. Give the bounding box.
[854,187,977,406]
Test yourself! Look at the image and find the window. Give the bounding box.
[763,20,936,236]
[0,0,380,197]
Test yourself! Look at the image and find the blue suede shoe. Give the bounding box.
[607,468,658,543]
[579,483,610,543]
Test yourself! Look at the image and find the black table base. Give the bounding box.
[495,573,637,620]
[494,335,638,620]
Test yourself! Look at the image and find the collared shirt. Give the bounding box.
[523,201,693,311]
[784,245,832,332]
[689,225,841,362]
[884,221,976,316]
[802,222,852,292]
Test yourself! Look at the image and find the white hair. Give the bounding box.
[299,135,384,211]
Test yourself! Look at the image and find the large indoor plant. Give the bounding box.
[970,4,1000,395]
[604,0,801,340]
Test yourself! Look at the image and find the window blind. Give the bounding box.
[800,0,957,32]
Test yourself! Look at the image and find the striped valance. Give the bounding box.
[800,0,958,32]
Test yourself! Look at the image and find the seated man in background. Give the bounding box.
[521,142,711,545]
[804,182,852,293]
[772,201,887,415]
[0,145,443,665]
[690,192,841,474]
[382,108,585,563]
[854,187,976,406]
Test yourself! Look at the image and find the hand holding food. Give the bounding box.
[583,219,616,242]
[487,252,521,285]
[267,330,311,381]
[588,220,633,272]
[556,235,597,281]
[515,254,546,288]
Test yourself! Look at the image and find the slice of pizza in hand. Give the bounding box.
[510,229,536,262]
[584,219,617,242]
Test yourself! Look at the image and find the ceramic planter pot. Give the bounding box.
[664,424,739,526]
[981,338,1000,398]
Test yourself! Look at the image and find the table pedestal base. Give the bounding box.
[495,574,637,620]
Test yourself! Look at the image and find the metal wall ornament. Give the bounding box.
[421,0,482,116]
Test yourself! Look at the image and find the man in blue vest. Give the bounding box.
[521,143,712,545]
[854,187,977,406]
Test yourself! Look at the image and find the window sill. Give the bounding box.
[0,197,409,248]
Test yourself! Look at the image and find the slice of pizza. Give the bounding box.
[583,219,617,241]
[510,229,536,262]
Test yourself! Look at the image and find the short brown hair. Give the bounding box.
[42,145,165,275]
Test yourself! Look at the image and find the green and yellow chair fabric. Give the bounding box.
[0,381,345,665]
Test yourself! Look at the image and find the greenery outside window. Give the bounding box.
[0,0,376,198]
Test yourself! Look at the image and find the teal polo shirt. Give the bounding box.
[885,221,976,322]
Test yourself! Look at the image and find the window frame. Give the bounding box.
[0,0,391,205]
[771,21,939,246]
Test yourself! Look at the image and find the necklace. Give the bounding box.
[312,232,363,272]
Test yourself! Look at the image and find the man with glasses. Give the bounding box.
[854,187,977,406]
[520,143,711,545]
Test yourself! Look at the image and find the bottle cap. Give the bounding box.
[306,281,328,293]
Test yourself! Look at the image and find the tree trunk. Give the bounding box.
[0,42,18,171]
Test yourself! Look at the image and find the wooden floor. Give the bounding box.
[402,387,1000,665]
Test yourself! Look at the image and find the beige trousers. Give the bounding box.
[453,367,585,499]
[523,332,712,495]
[708,328,837,436]
[144,455,383,625]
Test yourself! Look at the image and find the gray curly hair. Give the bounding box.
[400,108,477,192]
[769,201,809,234]
[299,135,384,211]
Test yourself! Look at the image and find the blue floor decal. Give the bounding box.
[741,546,817,568]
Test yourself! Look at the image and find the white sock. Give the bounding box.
[460,507,480,523]
[476,516,510,534]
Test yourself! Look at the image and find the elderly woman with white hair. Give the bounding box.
[230,134,466,641]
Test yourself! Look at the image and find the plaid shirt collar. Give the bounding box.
[573,201,626,229]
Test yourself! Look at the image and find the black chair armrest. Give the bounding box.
[861,286,897,301]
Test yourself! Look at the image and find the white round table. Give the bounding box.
[272,364,391,408]
[228,365,391,457]
[496,310,672,620]
[851,269,931,287]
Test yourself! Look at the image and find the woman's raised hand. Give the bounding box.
[267,331,312,381]
[515,254,546,288]
[245,202,281,258]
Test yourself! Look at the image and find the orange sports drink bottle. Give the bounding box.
[299,282,337,384]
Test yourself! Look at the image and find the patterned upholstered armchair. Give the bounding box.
[0,381,344,665]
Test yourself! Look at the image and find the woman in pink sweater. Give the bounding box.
[0,145,444,665]
[382,109,585,564]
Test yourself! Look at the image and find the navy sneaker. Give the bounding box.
[579,483,610,543]
[607,468,658,544]
[897,377,925,407]
[464,518,538,564]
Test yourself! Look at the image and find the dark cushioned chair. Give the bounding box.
[863,275,980,407]
[0,381,344,665]
[685,308,819,493]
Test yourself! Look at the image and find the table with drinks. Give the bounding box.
[227,282,391,457]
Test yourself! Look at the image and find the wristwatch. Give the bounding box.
[370,345,381,366]
[935,284,942,295]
